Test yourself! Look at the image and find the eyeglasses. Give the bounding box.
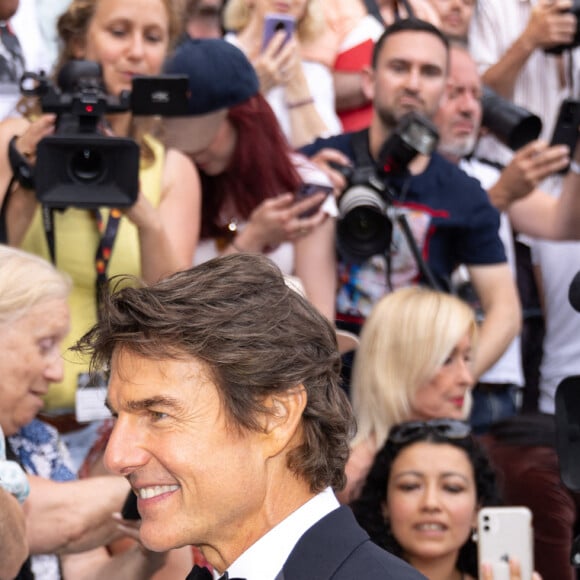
[388,418,471,445]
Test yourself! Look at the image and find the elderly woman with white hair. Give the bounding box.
[340,285,478,504]
[0,245,193,579]
[222,0,341,148]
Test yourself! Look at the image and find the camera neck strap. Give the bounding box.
[42,206,122,310]
[93,208,122,306]
[351,128,374,167]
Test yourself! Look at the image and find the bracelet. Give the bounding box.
[286,97,314,109]
[8,135,35,190]
[570,160,580,175]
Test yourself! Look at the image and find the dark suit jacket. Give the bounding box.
[274,506,426,580]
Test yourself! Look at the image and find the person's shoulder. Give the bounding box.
[300,132,354,158]
[427,153,489,193]
[339,539,425,579]
[15,418,59,443]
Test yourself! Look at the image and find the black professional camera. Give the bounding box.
[545,0,580,54]
[20,60,188,208]
[336,112,439,264]
[481,86,542,150]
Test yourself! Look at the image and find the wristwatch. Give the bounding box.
[8,135,35,190]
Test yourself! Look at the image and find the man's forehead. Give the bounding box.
[449,54,481,88]
[380,30,448,62]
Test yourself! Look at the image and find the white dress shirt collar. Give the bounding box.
[214,487,339,580]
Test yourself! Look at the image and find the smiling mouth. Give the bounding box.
[415,522,447,531]
[137,485,179,499]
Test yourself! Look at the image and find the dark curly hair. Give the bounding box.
[350,424,501,577]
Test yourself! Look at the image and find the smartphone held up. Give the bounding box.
[261,13,296,52]
[477,506,534,580]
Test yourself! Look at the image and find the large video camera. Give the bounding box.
[20,60,188,209]
[335,112,439,264]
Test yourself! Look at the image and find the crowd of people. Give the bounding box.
[1,0,580,578]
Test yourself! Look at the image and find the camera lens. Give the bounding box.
[69,147,105,183]
[337,184,392,263]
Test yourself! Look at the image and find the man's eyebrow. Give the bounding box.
[105,395,183,414]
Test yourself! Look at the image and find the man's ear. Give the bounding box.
[260,385,307,458]
[360,65,375,103]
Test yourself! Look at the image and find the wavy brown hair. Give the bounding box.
[75,253,355,492]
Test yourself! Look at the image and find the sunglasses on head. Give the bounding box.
[388,418,471,445]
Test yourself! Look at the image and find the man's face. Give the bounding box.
[365,30,448,130]
[428,0,475,40]
[433,48,482,161]
[104,350,273,554]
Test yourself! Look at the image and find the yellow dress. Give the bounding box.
[20,134,164,412]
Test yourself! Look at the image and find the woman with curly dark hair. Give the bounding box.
[351,419,514,580]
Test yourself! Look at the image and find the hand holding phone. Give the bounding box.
[478,506,534,580]
[550,98,580,169]
[294,154,335,217]
[261,13,296,52]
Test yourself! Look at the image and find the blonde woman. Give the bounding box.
[341,286,478,503]
[223,0,341,148]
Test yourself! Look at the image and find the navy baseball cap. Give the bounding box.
[162,38,259,153]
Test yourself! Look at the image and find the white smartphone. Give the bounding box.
[477,506,534,580]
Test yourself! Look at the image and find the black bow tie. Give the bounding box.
[186,565,246,580]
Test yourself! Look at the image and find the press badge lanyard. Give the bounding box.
[42,205,122,310]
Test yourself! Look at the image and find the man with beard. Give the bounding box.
[302,18,520,383]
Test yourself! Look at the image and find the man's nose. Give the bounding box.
[458,91,481,116]
[405,67,421,91]
[104,417,149,477]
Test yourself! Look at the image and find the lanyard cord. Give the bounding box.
[42,206,122,312]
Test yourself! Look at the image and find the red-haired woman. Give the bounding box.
[164,39,337,321]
